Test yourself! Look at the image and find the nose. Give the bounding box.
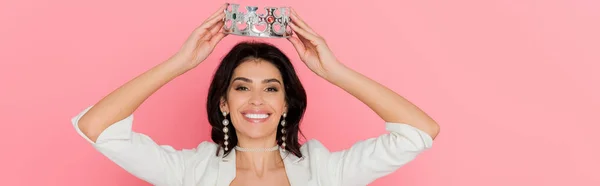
[248,91,264,106]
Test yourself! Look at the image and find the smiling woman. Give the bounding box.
[206,42,307,159]
[71,3,438,186]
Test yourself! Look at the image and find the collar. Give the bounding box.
[215,147,310,186]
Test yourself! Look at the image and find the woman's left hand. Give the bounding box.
[287,8,344,79]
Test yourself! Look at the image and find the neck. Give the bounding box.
[236,136,279,149]
[235,135,283,174]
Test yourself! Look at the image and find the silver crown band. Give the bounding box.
[222,3,292,38]
[234,145,280,152]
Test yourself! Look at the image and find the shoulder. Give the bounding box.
[298,122,434,156]
[170,141,222,169]
[185,141,220,158]
[195,141,219,154]
[296,139,334,163]
[292,123,435,185]
[300,139,331,154]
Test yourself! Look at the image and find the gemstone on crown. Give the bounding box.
[222,3,292,38]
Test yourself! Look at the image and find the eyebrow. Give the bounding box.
[232,77,282,85]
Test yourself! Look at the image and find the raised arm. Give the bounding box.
[286,9,439,137]
[322,65,440,137]
[78,5,228,142]
[72,4,228,185]
[78,56,186,141]
[286,8,439,185]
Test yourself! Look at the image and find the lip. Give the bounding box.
[241,109,272,124]
[241,109,272,115]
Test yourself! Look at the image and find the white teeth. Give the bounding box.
[244,114,269,119]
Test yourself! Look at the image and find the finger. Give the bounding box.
[292,27,311,46]
[204,12,226,28]
[209,20,224,36]
[191,16,222,42]
[287,36,306,55]
[190,4,228,39]
[206,3,229,21]
[199,20,224,42]
[290,22,323,46]
[208,30,227,47]
[296,31,312,48]
[195,13,225,34]
[290,8,318,35]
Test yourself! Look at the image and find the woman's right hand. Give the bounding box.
[170,3,229,71]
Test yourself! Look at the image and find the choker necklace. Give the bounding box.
[234,145,280,152]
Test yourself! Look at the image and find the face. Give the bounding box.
[220,58,287,141]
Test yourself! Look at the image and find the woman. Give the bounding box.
[71,4,440,186]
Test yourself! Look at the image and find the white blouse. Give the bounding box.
[71,105,434,186]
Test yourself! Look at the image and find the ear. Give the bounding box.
[219,97,229,114]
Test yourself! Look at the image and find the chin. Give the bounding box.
[236,126,278,140]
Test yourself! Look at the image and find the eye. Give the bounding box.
[266,87,279,92]
[235,86,249,91]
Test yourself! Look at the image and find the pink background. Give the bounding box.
[1,0,599,185]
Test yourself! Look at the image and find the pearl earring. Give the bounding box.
[222,111,230,151]
[281,112,287,151]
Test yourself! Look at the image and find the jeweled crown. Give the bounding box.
[222,3,292,38]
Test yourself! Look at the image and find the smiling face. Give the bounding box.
[220,58,287,142]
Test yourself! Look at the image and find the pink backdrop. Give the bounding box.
[1,0,599,185]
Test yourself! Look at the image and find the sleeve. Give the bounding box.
[326,122,434,186]
[71,106,213,186]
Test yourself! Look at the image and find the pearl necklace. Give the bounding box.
[234,145,280,152]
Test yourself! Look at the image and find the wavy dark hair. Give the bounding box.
[206,41,307,158]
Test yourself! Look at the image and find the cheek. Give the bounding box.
[226,92,249,108]
[265,93,286,110]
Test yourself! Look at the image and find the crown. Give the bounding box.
[222,3,292,38]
